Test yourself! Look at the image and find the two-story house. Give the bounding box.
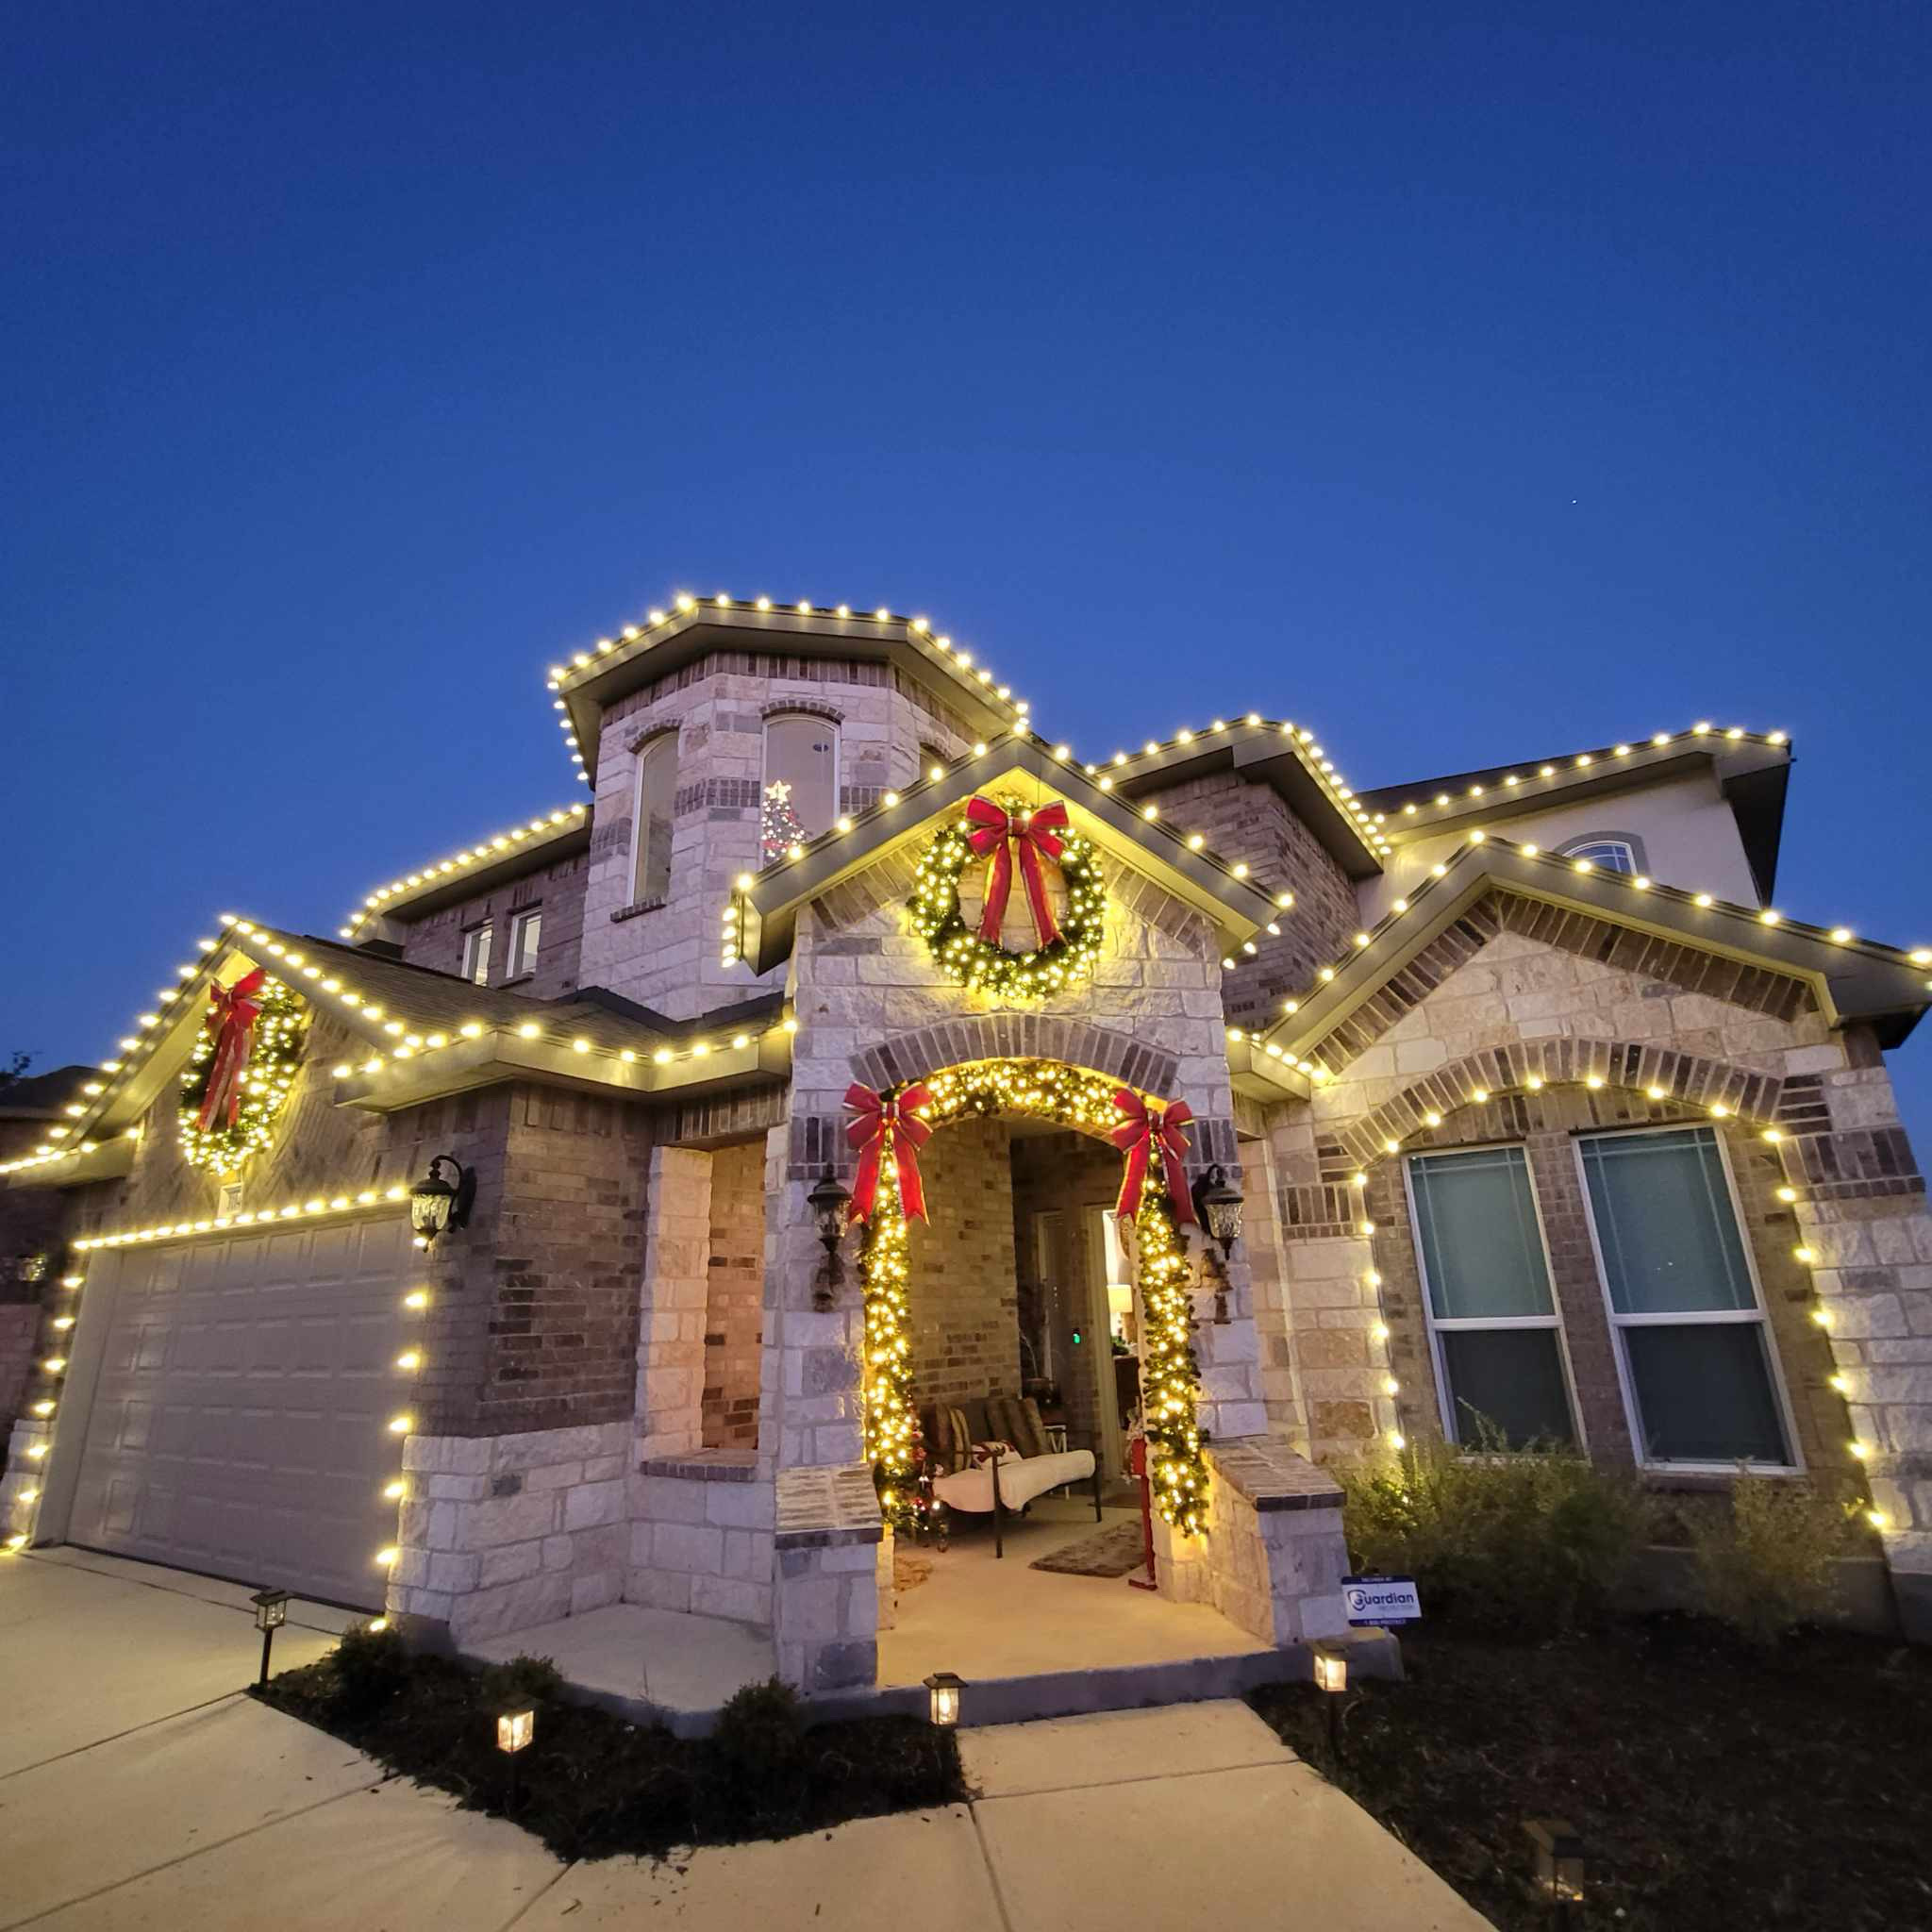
[5,594,1928,1703]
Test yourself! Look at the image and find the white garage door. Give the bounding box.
[64,1215,414,1608]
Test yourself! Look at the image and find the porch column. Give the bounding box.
[635,1145,711,1460]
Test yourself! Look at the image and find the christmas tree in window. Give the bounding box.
[760,778,806,860]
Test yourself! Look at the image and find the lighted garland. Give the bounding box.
[858,1058,1209,1535]
[177,977,308,1174]
[908,806,1105,1001]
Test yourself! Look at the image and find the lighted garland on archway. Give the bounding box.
[177,975,308,1174]
[908,798,1105,1001]
[856,1058,1209,1535]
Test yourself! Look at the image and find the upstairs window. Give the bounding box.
[761,714,838,859]
[508,908,542,979]
[631,735,676,907]
[459,923,492,986]
[1558,837,1640,874]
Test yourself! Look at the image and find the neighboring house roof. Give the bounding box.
[0,1064,99,1121]
[341,804,590,940]
[1355,724,1792,901]
[1255,832,1932,1074]
[3,920,791,1191]
[730,728,1291,979]
[546,597,1031,793]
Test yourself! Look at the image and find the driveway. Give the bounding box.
[0,1548,1487,1930]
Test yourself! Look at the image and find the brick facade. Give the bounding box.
[907,1117,1022,1406]
[396,852,589,1002]
[703,1140,765,1448]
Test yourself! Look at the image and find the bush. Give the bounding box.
[1341,1426,1651,1638]
[478,1654,564,1707]
[329,1621,412,1716]
[707,1677,808,1820]
[1690,1474,1847,1646]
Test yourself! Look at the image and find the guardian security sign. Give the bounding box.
[1341,1574,1422,1625]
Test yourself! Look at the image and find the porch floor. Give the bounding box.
[878,1494,1272,1685]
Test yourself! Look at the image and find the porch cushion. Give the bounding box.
[1013,1396,1051,1459]
[930,1448,1097,1516]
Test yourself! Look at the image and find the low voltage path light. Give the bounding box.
[1524,1818,1586,1923]
[924,1671,964,1728]
[250,1588,291,1687]
[408,1155,475,1248]
[806,1168,852,1310]
[1310,1641,1348,1761]
[494,1701,536,1813]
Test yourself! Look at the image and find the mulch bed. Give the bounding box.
[256,1652,964,1865]
[1248,1618,1932,1931]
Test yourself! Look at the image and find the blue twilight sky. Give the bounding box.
[3,3,1929,1143]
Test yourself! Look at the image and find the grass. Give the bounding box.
[256,1641,965,1864]
[1248,1618,1932,1931]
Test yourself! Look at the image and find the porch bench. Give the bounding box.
[921,1394,1103,1557]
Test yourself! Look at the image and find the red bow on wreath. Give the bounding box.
[964,795,1070,948]
[197,968,268,1132]
[1111,1090,1198,1224]
[844,1081,934,1224]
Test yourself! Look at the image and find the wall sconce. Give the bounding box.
[924,1670,964,1728]
[806,1168,851,1310]
[251,1587,290,1686]
[1524,1817,1586,1918]
[408,1155,475,1247]
[1189,1164,1244,1324]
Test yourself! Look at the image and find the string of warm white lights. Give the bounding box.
[341,804,588,938]
[1,918,800,1178]
[1253,828,1932,1074]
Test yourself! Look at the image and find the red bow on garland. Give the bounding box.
[197,968,269,1132]
[1111,1090,1198,1224]
[844,1081,934,1224]
[963,795,1071,948]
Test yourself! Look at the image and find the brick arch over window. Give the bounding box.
[1337,1036,1786,1169]
[1309,891,1815,1075]
[760,699,844,725]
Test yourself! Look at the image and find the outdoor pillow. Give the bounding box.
[1012,1395,1051,1459]
[985,1392,1026,1451]
[945,1406,974,1474]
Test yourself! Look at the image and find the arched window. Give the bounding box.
[761,714,839,858]
[1557,836,1642,875]
[631,735,677,906]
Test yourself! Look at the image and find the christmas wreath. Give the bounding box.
[177,973,308,1174]
[909,793,1104,1000]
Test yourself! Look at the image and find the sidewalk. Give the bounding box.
[0,1548,1487,1930]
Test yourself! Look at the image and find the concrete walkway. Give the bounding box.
[0,1548,1488,1930]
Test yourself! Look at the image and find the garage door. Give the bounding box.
[63,1215,414,1608]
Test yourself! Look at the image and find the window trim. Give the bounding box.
[507,906,542,980]
[629,732,677,907]
[1572,1123,1804,1475]
[1555,832,1647,874]
[759,711,841,852]
[459,921,493,987]
[1402,1139,1589,1452]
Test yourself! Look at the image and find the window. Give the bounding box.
[1407,1146,1576,1447]
[631,735,676,906]
[507,908,541,979]
[459,923,492,986]
[1579,1126,1794,1467]
[761,714,838,859]
[1558,837,1640,874]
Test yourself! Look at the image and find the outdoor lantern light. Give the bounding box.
[250,1588,291,1687]
[806,1167,852,1309]
[408,1154,475,1246]
[1190,1164,1245,1261]
[924,1671,964,1728]
[1524,1818,1586,1917]
[1310,1641,1348,1759]
[495,1702,536,1812]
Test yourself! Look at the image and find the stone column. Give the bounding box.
[1241,1139,1313,1451]
[635,1146,712,1461]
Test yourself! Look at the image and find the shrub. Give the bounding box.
[1690,1474,1847,1646]
[329,1621,412,1716]
[478,1654,565,1707]
[1341,1425,1651,1638]
[707,1677,808,1819]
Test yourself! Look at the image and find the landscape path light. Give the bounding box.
[494,1701,536,1812]
[1524,1817,1586,1922]
[1310,1641,1348,1760]
[250,1588,291,1687]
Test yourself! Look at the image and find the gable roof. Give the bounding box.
[341,804,590,941]
[0,1064,99,1122]
[731,729,1290,974]
[4,919,792,1189]
[1356,724,1792,900]
[545,597,1031,791]
[1257,831,1931,1074]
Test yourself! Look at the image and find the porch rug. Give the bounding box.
[893,1548,935,1595]
[1029,1521,1146,1578]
